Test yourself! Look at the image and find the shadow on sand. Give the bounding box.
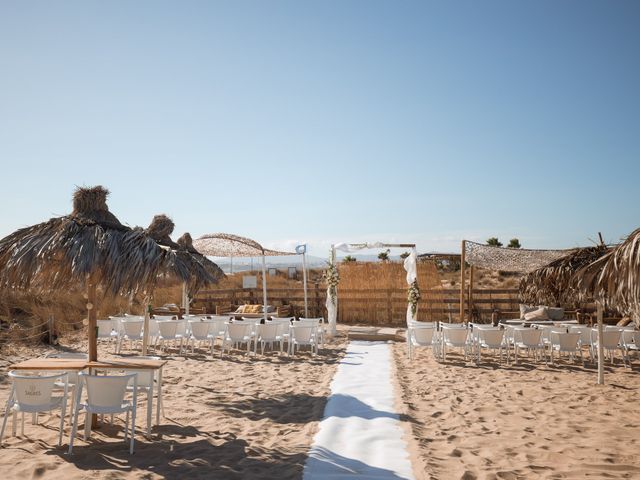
[47,422,309,479]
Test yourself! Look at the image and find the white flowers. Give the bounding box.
[323,262,340,304]
[407,280,421,316]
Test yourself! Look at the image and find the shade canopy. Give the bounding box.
[193,233,295,258]
[145,216,225,292]
[464,241,571,274]
[519,245,610,306]
[0,186,198,295]
[0,186,221,361]
[581,227,640,319]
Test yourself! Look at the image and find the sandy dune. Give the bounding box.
[393,343,640,479]
[0,335,346,479]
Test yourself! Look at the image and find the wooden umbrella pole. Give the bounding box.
[468,265,474,321]
[261,254,268,321]
[142,294,151,355]
[87,280,98,362]
[460,241,466,323]
[597,301,605,385]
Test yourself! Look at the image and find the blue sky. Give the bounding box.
[1,1,638,257]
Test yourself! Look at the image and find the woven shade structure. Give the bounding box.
[193,233,294,258]
[519,246,609,306]
[464,241,571,273]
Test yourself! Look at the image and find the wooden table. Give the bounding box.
[11,358,167,426]
[11,358,89,371]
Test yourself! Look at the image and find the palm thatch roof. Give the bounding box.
[178,232,225,289]
[519,245,609,306]
[144,215,225,292]
[0,186,211,295]
[580,228,640,318]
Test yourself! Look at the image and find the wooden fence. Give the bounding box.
[193,286,595,326]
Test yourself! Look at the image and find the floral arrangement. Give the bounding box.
[323,262,340,304]
[407,280,421,316]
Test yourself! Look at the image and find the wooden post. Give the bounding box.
[386,289,393,324]
[142,295,151,355]
[48,316,54,345]
[87,280,97,362]
[460,241,466,323]
[468,265,474,322]
[597,301,605,385]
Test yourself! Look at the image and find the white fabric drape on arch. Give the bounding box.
[404,247,418,323]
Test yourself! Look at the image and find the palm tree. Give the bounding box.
[486,237,503,247]
[378,249,391,262]
[343,255,357,263]
[508,238,521,249]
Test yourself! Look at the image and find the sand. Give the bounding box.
[3,330,640,480]
[393,342,640,479]
[0,333,346,480]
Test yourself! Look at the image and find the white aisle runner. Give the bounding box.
[303,341,415,479]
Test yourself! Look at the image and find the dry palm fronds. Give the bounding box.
[0,186,215,296]
[145,215,224,293]
[519,246,609,306]
[581,228,640,319]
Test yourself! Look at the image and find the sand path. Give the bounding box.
[303,341,415,479]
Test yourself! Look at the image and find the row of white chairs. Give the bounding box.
[1,355,162,454]
[407,321,639,367]
[99,315,326,357]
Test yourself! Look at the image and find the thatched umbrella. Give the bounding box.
[580,228,640,322]
[520,246,609,307]
[176,232,225,314]
[0,186,207,360]
[519,244,615,385]
[145,215,224,311]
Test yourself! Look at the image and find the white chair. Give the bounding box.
[441,326,469,362]
[621,330,640,365]
[407,325,437,360]
[591,329,625,365]
[97,319,116,349]
[117,320,144,353]
[123,356,160,438]
[44,352,88,416]
[255,323,282,354]
[270,318,293,350]
[69,373,137,454]
[549,331,582,365]
[145,319,160,349]
[298,317,326,349]
[174,320,188,349]
[477,328,506,363]
[221,322,253,357]
[187,320,213,353]
[208,317,230,351]
[569,326,594,361]
[156,321,182,353]
[1,371,68,447]
[289,325,317,356]
[513,328,544,364]
[502,325,517,350]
